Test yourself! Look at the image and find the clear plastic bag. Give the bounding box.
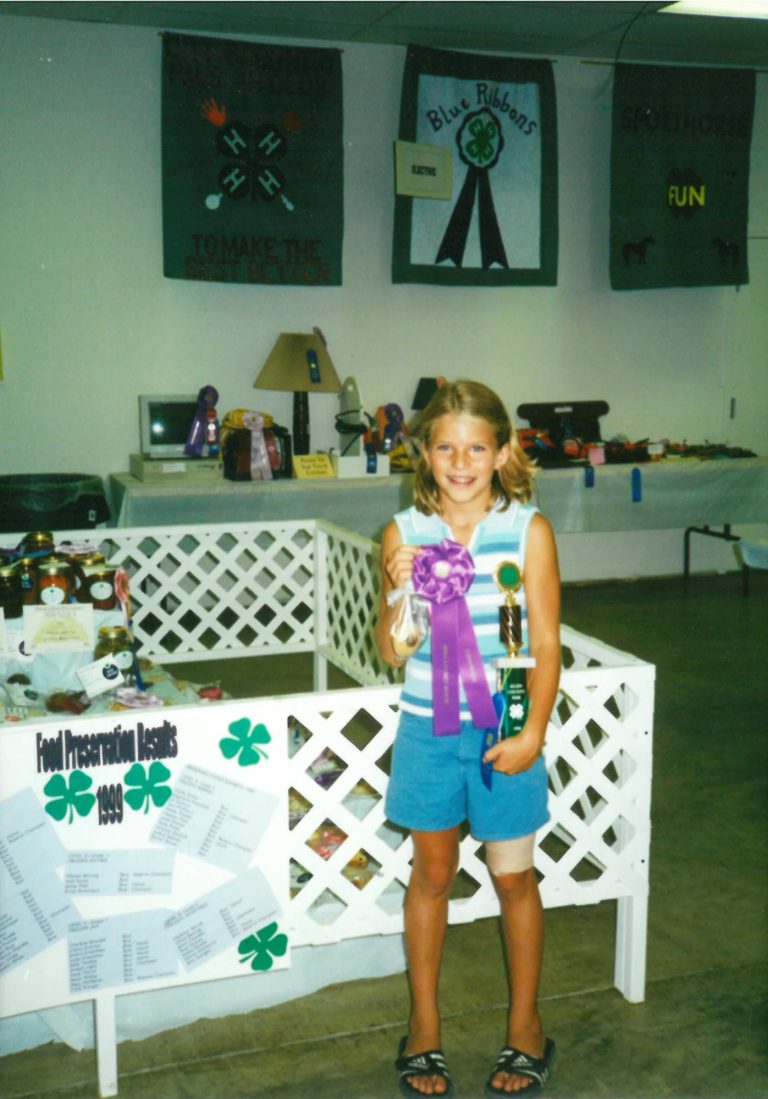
[387,584,430,659]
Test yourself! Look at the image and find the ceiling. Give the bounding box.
[1,1,768,67]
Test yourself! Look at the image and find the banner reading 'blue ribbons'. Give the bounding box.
[393,45,558,287]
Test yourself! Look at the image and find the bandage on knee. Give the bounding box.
[485,834,535,875]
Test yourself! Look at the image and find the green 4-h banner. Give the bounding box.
[610,63,755,290]
[393,46,558,286]
[162,33,343,286]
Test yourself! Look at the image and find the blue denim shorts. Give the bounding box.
[385,710,550,841]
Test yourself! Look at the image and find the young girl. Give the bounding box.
[375,380,560,1098]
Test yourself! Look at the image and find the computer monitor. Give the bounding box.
[138,394,199,459]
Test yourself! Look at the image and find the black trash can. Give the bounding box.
[0,474,111,535]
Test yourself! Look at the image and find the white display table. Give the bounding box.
[107,472,413,540]
[108,457,768,540]
[535,456,768,532]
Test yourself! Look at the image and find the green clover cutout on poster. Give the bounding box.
[43,770,96,824]
[466,116,498,166]
[123,761,173,813]
[458,109,504,172]
[219,718,271,766]
[238,922,288,972]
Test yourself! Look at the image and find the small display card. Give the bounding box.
[77,654,125,698]
[395,140,452,200]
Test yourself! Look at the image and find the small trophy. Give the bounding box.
[481,561,536,790]
[494,561,536,738]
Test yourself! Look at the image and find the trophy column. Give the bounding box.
[494,561,536,738]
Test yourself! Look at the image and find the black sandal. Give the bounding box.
[396,1035,454,1097]
[485,1038,556,1097]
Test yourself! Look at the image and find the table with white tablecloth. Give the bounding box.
[108,459,768,560]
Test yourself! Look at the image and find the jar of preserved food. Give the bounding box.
[80,564,118,610]
[21,531,55,555]
[74,550,106,570]
[94,625,134,675]
[68,550,104,595]
[16,556,39,605]
[36,558,76,606]
[0,564,23,619]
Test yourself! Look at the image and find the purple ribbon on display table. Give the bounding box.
[413,540,499,736]
[185,385,219,458]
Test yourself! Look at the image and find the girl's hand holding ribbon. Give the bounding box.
[383,543,422,590]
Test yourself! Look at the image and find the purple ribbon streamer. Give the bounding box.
[413,540,498,736]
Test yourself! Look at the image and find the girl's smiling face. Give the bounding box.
[424,413,510,511]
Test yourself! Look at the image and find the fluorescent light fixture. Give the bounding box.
[661,1,768,17]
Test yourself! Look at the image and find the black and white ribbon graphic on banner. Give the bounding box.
[435,109,508,269]
[393,46,558,287]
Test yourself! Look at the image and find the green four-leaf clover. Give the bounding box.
[44,770,96,824]
[220,718,271,766]
[238,922,288,972]
[123,761,173,813]
[467,117,498,165]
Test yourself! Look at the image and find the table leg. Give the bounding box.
[683,524,740,589]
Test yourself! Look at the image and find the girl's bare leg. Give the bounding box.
[401,826,460,1095]
[490,867,546,1093]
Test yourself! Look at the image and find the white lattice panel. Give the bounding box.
[316,522,398,687]
[281,622,653,1003]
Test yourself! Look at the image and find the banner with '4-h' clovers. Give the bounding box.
[162,32,343,286]
[610,63,755,290]
[393,45,558,286]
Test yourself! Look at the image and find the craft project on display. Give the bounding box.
[162,33,343,286]
[393,45,559,286]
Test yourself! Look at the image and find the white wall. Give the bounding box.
[0,16,766,579]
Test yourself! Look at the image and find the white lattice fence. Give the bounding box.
[316,522,398,687]
[282,626,653,1001]
[116,523,317,661]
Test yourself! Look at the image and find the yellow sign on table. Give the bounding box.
[292,454,335,479]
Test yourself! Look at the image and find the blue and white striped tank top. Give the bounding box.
[396,501,538,720]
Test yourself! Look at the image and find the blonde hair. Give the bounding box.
[411,379,537,515]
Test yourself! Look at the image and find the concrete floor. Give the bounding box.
[2,573,766,1099]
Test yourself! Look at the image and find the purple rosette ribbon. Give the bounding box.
[413,540,498,736]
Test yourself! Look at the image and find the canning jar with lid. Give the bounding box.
[95,625,134,676]
[16,556,39,605]
[36,558,76,606]
[0,565,22,619]
[80,564,118,610]
[21,531,55,555]
[68,550,104,595]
